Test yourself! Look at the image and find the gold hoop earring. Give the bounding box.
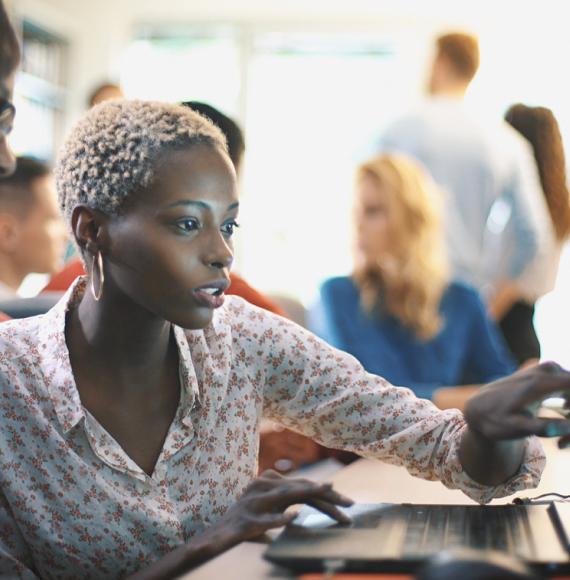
[90,251,104,301]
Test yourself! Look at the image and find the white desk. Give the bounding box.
[183,438,569,579]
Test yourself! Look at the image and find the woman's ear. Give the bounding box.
[70,205,110,256]
[0,212,21,254]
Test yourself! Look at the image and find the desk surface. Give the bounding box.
[184,438,569,579]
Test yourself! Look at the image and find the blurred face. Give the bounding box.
[15,175,68,274]
[102,145,239,330]
[0,73,16,177]
[353,175,393,267]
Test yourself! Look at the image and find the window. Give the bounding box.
[11,21,68,162]
[120,26,242,116]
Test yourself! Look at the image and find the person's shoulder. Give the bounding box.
[0,315,41,343]
[444,281,484,310]
[320,276,358,297]
[382,104,427,131]
[0,316,43,375]
[321,275,352,289]
[488,118,533,155]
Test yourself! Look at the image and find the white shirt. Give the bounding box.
[377,97,555,299]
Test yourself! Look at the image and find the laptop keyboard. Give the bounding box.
[401,505,534,558]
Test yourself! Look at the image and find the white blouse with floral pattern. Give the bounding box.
[0,279,544,579]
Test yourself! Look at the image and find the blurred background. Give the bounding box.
[6,0,570,367]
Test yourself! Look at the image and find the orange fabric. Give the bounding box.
[226,272,288,317]
[42,259,85,293]
[43,260,288,318]
[0,311,10,322]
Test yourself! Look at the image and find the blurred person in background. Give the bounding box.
[377,33,554,326]
[494,104,570,364]
[311,154,516,408]
[88,81,124,108]
[0,0,20,177]
[0,156,67,300]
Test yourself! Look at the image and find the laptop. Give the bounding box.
[264,501,570,574]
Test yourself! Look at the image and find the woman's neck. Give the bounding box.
[66,285,176,394]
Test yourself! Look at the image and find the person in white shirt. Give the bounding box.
[376,32,554,322]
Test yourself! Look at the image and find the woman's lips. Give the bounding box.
[193,279,230,309]
[193,289,226,309]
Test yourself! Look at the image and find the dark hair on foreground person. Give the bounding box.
[0,0,20,177]
[0,0,20,79]
[0,100,567,579]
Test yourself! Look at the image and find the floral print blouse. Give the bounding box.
[0,279,544,579]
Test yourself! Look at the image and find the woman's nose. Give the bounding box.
[206,232,234,270]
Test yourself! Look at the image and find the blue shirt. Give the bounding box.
[310,276,516,400]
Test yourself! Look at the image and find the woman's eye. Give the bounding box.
[364,206,386,217]
[221,220,240,237]
[175,218,200,233]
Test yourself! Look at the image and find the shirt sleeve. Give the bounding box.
[0,492,39,579]
[375,117,417,157]
[229,299,545,504]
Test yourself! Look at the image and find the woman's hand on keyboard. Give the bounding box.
[210,469,354,542]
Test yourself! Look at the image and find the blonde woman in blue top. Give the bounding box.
[311,154,516,404]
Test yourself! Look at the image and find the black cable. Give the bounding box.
[512,492,570,505]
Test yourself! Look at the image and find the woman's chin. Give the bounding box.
[170,308,215,331]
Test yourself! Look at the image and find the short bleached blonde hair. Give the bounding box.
[353,154,449,340]
[55,100,227,224]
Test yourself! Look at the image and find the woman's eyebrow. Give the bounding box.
[161,200,239,211]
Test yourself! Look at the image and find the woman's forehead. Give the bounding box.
[356,175,389,201]
[136,146,238,209]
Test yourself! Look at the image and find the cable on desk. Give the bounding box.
[512,492,570,505]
